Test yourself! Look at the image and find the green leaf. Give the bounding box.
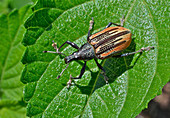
[21,0,170,117]
[0,5,32,118]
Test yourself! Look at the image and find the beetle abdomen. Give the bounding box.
[88,27,132,59]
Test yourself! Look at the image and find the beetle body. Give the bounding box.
[43,16,154,88]
[89,27,132,59]
[65,26,131,64]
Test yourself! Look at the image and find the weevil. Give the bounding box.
[43,16,154,88]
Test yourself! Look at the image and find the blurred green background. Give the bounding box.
[0,0,32,15]
[0,1,33,118]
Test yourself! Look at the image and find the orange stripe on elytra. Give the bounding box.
[89,27,120,39]
[90,42,98,45]
[101,33,132,57]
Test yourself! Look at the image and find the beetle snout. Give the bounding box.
[64,52,80,64]
[64,55,74,64]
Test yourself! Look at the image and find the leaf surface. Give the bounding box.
[0,5,32,118]
[21,0,170,117]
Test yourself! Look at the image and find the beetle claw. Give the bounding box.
[89,17,94,30]
[51,41,58,51]
[101,71,109,84]
[49,41,66,56]
[104,76,109,84]
[67,75,73,89]
[140,46,155,52]
[120,15,125,27]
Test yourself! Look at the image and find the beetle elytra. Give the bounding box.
[43,16,154,88]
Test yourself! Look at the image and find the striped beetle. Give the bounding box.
[44,16,154,88]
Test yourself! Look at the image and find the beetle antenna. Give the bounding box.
[43,50,66,56]
[57,63,70,79]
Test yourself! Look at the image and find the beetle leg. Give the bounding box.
[120,15,125,27]
[43,41,66,56]
[67,61,87,88]
[94,59,109,84]
[105,15,125,28]
[113,46,155,57]
[87,17,94,41]
[58,41,79,50]
[71,61,86,79]
[105,22,120,28]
